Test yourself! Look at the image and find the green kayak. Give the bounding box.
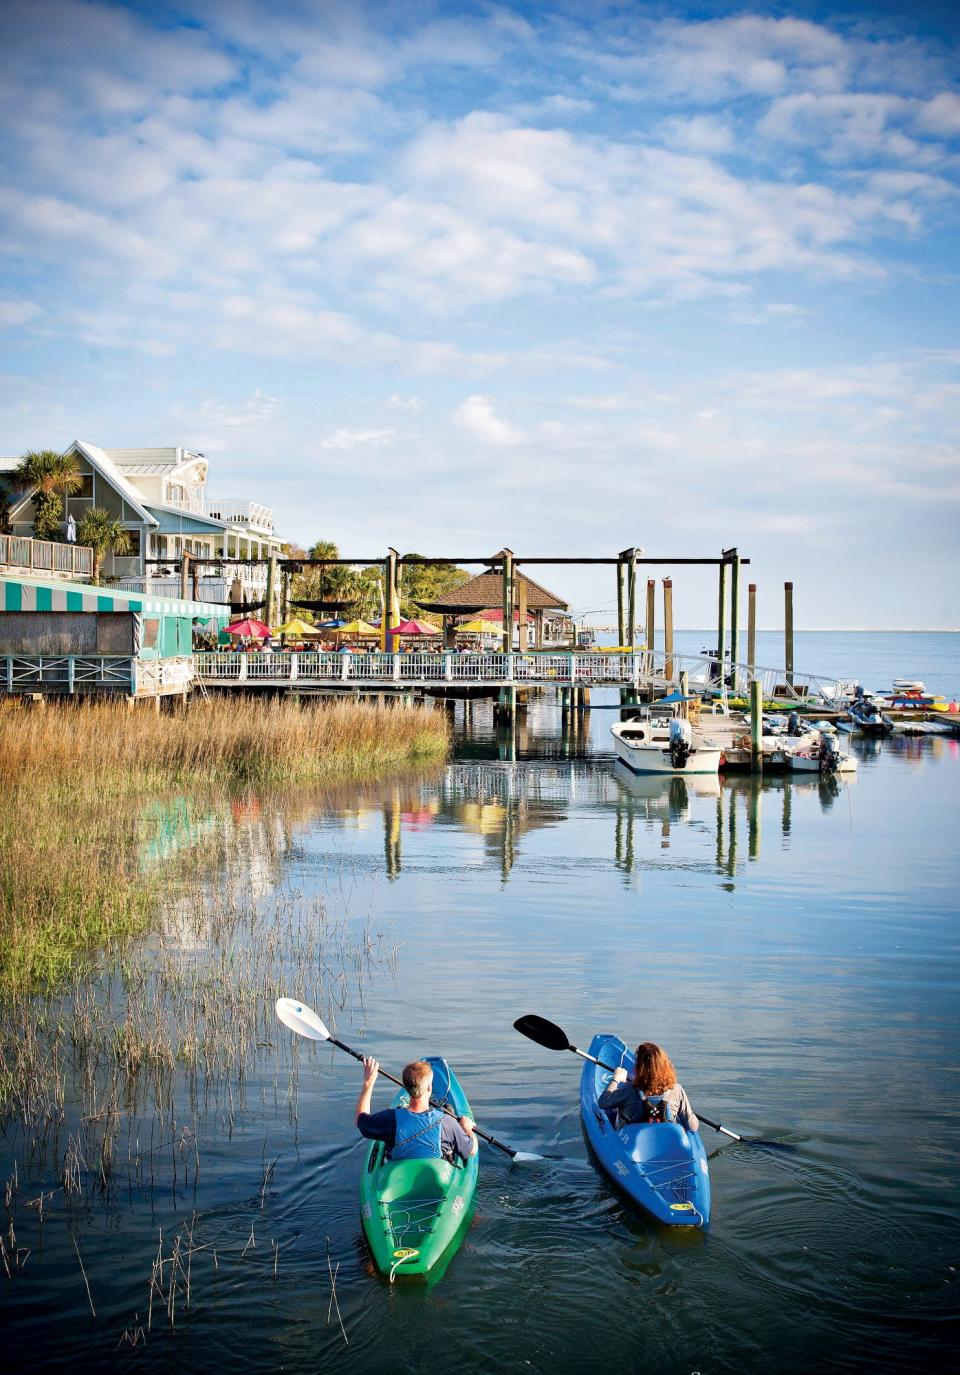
[360,1055,479,1281]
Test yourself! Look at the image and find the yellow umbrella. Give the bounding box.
[334,619,381,636]
[457,618,503,635]
[274,616,321,637]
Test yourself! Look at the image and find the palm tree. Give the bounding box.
[14,450,83,542]
[76,507,131,585]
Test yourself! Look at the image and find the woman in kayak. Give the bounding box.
[599,1042,699,1131]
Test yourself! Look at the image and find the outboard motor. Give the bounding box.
[818,731,840,774]
[669,717,692,769]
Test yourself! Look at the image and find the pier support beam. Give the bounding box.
[729,550,741,692]
[501,549,514,657]
[750,679,763,773]
[716,557,727,692]
[663,577,673,680]
[495,684,516,722]
[784,581,794,687]
[747,583,757,679]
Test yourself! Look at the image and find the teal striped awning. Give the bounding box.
[1,573,229,619]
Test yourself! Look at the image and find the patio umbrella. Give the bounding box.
[333,619,380,636]
[225,617,271,638]
[457,618,503,635]
[393,619,440,636]
[274,616,321,638]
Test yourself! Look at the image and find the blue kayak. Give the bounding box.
[579,1033,711,1228]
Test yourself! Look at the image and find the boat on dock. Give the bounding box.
[847,688,894,737]
[610,715,722,776]
[784,730,857,774]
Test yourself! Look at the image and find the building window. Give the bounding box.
[124,530,141,558]
[142,617,160,649]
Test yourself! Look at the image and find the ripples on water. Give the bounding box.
[2,676,958,1374]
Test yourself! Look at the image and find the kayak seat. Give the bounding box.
[620,1122,690,1165]
[378,1158,455,1202]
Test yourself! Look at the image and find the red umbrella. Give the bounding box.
[225,617,271,638]
[393,619,440,636]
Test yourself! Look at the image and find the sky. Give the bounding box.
[0,0,958,630]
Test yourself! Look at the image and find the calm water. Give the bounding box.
[3,634,959,1373]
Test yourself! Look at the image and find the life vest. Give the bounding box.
[638,1092,675,1124]
[390,1106,444,1160]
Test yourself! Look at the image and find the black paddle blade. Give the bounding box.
[513,1014,571,1052]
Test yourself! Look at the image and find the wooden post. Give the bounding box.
[386,547,399,652]
[679,670,689,721]
[180,550,190,600]
[501,549,513,656]
[266,553,278,629]
[626,554,636,648]
[517,573,527,654]
[645,579,655,653]
[750,678,763,772]
[663,577,673,679]
[729,551,740,691]
[616,557,626,646]
[784,581,794,687]
[716,557,727,691]
[747,582,757,679]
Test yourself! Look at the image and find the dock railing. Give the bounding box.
[0,533,93,579]
[193,649,848,705]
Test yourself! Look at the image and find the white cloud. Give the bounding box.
[320,427,396,451]
[388,394,421,411]
[0,299,42,329]
[453,395,523,446]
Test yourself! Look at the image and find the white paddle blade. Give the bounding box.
[510,1151,544,1164]
[275,997,332,1042]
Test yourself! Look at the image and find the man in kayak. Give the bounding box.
[356,1057,478,1163]
[598,1042,700,1131]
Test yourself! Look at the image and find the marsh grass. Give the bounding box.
[0,697,446,992]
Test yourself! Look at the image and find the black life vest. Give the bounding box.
[638,1092,675,1124]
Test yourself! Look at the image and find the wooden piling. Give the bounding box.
[747,582,757,678]
[518,575,527,653]
[716,558,727,690]
[180,550,191,600]
[382,548,399,652]
[679,670,689,721]
[645,579,655,652]
[729,551,740,685]
[625,550,637,647]
[784,581,794,687]
[750,679,763,772]
[616,558,626,646]
[663,578,674,680]
[501,550,514,656]
[266,554,278,629]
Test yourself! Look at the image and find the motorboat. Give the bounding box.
[846,687,893,737]
[610,715,722,775]
[784,730,857,774]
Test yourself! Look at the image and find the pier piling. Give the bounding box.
[784,581,794,688]
[750,679,763,772]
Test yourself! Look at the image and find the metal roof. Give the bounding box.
[0,571,228,617]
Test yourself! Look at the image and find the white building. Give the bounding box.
[1,440,282,605]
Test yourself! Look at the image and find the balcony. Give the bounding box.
[205,500,274,534]
[0,533,93,580]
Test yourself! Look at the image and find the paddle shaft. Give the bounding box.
[568,1044,742,1142]
[328,1035,524,1159]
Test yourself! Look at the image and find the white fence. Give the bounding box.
[194,649,848,704]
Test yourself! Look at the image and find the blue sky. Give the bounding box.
[0,0,958,628]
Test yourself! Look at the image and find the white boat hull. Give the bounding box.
[611,722,721,776]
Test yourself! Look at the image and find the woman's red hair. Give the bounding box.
[632,1042,677,1094]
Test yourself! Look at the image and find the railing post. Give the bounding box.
[5,657,12,693]
[238,656,248,682]
[68,657,75,695]
[341,651,350,682]
[290,653,298,682]
[443,651,452,683]
[393,653,401,682]
[507,652,514,682]
[571,653,578,683]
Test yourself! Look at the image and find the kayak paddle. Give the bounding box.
[276,998,542,1163]
[514,1013,787,1148]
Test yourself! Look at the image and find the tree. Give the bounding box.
[76,507,131,585]
[288,539,370,620]
[399,554,470,622]
[14,450,83,542]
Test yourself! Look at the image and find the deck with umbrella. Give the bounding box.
[225,616,271,639]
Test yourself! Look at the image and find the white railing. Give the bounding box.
[2,655,134,693]
[0,534,93,579]
[205,500,274,534]
[193,649,847,703]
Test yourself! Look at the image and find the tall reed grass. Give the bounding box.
[0,697,448,991]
